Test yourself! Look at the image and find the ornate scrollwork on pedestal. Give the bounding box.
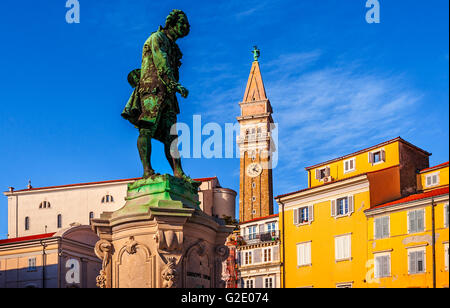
[124,236,138,255]
[161,257,178,288]
[215,245,230,288]
[94,240,113,288]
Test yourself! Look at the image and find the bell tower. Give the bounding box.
[237,47,274,223]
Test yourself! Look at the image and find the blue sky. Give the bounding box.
[0,0,448,238]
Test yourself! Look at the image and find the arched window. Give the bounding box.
[57,214,62,229]
[25,217,30,230]
[39,201,51,209]
[101,195,114,204]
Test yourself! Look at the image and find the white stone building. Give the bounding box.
[237,214,281,288]
[4,177,236,239]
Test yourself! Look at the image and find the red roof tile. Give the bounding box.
[7,176,217,194]
[240,214,279,225]
[369,187,449,211]
[419,162,449,173]
[0,233,56,245]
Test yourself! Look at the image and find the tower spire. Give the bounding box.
[243,47,267,102]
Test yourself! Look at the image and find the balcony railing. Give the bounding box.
[241,231,279,244]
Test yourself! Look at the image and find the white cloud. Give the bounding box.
[262,52,422,189]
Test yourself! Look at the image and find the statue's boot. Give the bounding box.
[164,140,189,181]
[138,130,155,179]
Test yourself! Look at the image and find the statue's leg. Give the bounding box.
[138,128,155,178]
[164,135,186,179]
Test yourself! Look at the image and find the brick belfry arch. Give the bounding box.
[237,49,275,223]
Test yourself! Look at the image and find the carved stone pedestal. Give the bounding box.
[91,175,232,288]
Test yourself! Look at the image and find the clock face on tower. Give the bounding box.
[246,163,263,178]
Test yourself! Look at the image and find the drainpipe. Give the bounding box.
[278,199,286,289]
[431,197,436,288]
[40,240,47,289]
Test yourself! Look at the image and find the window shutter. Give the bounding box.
[309,205,314,222]
[344,161,349,172]
[315,169,320,180]
[344,236,350,259]
[418,251,424,272]
[382,217,389,238]
[374,257,380,278]
[259,224,264,235]
[331,200,336,217]
[409,252,416,274]
[350,159,354,170]
[297,245,301,266]
[381,149,386,162]
[375,218,381,239]
[254,249,262,263]
[409,211,416,233]
[445,204,449,227]
[426,176,431,187]
[237,251,241,266]
[273,246,279,261]
[348,195,354,215]
[368,152,374,164]
[306,242,311,265]
[294,208,299,225]
[417,210,424,232]
[325,167,331,177]
[387,255,391,276]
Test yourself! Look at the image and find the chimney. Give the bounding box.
[27,180,32,190]
[8,187,14,193]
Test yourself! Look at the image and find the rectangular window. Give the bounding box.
[28,258,37,272]
[374,254,391,278]
[245,279,254,288]
[297,242,311,266]
[267,222,276,233]
[244,251,253,265]
[344,158,356,173]
[337,198,349,216]
[335,234,351,261]
[408,209,425,234]
[247,226,257,240]
[374,216,390,239]
[409,249,426,274]
[263,248,272,263]
[369,149,386,165]
[331,196,354,218]
[315,167,330,181]
[425,172,440,188]
[264,277,273,288]
[294,206,314,224]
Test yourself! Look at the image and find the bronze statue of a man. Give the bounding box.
[122,10,190,180]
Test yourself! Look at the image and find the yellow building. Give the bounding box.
[275,137,446,288]
[365,162,449,288]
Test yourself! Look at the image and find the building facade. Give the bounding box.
[276,137,448,288]
[365,162,449,288]
[0,225,101,288]
[4,177,236,239]
[237,214,281,288]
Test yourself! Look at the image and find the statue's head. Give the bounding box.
[165,9,190,39]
